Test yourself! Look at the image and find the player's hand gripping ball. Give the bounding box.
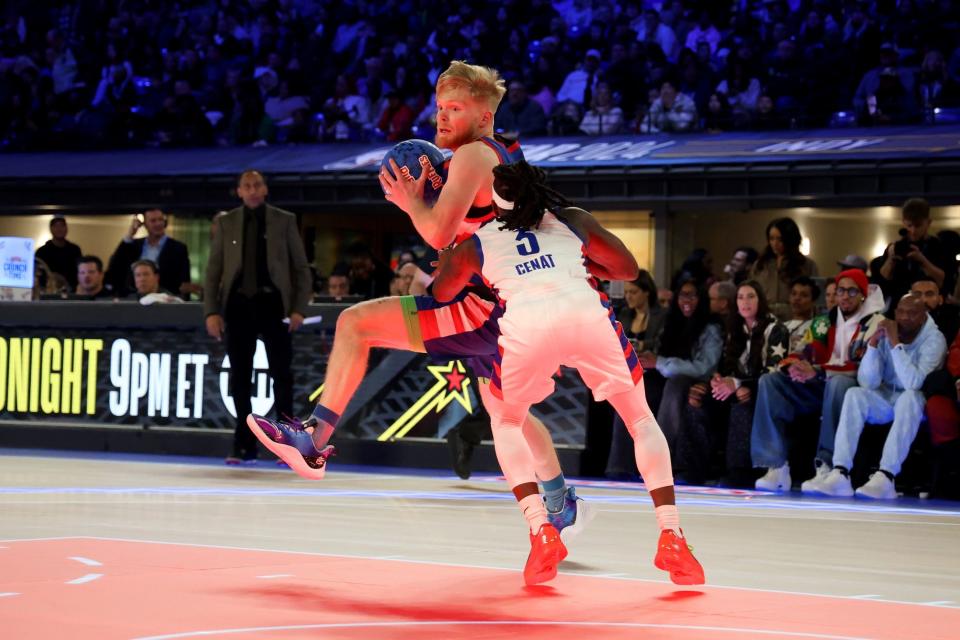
[380,139,448,205]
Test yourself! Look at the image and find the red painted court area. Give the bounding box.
[1,538,956,640]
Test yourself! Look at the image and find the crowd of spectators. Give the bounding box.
[606,197,960,499]
[26,187,960,498]
[5,1,960,151]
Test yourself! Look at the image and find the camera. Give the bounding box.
[893,228,913,258]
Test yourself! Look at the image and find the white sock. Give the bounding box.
[655,505,682,537]
[519,494,548,534]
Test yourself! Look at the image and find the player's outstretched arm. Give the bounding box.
[560,207,639,281]
[432,238,481,303]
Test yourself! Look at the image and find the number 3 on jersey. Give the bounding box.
[515,230,540,256]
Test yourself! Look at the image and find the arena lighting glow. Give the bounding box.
[800,237,811,256]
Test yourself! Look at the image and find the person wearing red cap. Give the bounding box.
[751,269,885,493]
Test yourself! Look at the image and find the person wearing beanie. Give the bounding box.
[751,269,885,493]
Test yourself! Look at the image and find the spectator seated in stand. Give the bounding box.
[752,269,885,493]
[681,281,790,487]
[708,280,737,322]
[126,259,181,303]
[33,258,68,300]
[326,267,352,301]
[924,331,960,497]
[641,80,698,133]
[579,81,624,135]
[495,80,547,138]
[911,277,960,345]
[635,276,724,454]
[721,246,758,286]
[74,255,113,300]
[814,295,946,499]
[784,276,820,355]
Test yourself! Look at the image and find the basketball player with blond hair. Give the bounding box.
[248,61,589,582]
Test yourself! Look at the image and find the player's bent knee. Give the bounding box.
[607,387,655,428]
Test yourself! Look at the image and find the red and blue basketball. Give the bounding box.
[380,139,448,205]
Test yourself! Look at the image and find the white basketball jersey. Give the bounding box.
[474,211,592,303]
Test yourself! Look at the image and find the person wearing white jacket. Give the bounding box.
[817,294,947,499]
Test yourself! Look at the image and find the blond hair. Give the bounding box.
[436,60,506,111]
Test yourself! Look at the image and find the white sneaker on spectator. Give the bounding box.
[755,464,791,492]
[855,471,898,500]
[817,468,854,497]
[800,461,832,494]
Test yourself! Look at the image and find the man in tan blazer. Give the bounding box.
[205,170,312,463]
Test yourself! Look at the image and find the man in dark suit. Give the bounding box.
[106,209,191,297]
[204,170,312,464]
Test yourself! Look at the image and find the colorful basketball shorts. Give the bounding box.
[400,291,503,379]
[489,293,643,405]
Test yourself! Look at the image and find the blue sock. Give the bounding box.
[542,473,567,513]
[310,404,340,449]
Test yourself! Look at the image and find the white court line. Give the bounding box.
[922,601,955,606]
[850,594,882,599]
[0,536,92,543]
[66,573,103,585]
[30,535,958,611]
[69,556,103,566]
[131,620,877,640]
[255,574,292,579]
[0,592,19,597]
[7,497,959,528]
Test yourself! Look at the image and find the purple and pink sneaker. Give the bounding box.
[246,414,335,480]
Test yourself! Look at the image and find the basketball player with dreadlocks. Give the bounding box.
[247,62,591,583]
[433,161,706,585]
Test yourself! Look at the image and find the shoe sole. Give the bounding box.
[523,542,568,586]
[855,491,897,499]
[558,499,596,546]
[655,553,705,586]
[246,414,326,480]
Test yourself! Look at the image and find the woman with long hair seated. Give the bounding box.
[635,275,724,451]
[678,281,790,487]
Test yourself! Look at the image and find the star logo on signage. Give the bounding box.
[378,360,473,441]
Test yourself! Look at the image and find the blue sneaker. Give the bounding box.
[246,414,334,480]
[545,487,595,545]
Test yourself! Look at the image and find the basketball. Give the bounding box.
[380,139,448,204]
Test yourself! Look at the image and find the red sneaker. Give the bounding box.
[654,529,705,585]
[523,523,568,585]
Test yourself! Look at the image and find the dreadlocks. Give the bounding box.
[492,161,572,232]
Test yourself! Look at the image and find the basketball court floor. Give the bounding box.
[1,448,958,639]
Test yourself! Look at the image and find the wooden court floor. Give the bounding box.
[1,449,958,639]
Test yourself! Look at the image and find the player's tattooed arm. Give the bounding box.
[432,239,481,303]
